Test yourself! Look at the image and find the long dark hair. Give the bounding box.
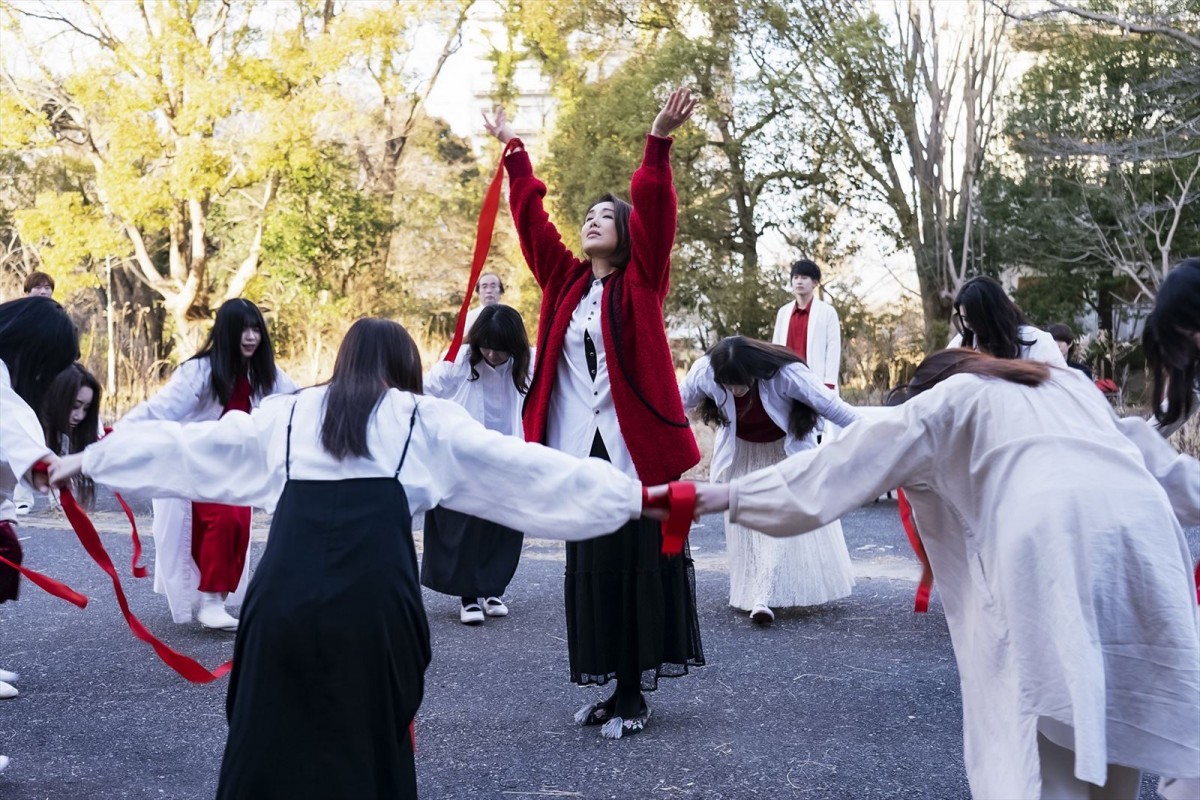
[0,296,79,413]
[1144,258,1200,427]
[586,193,633,269]
[954,276,1036,359]
[696,336,820,440]
[41,362,101,508]
[320,318,423,460]
[467,304,531,393]
[190,299,277,406]
[886,349,1051,405]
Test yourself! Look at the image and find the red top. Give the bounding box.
[786,301,811,361]
[504,135,700,485]
[733,389,785,443]
[222,374,253,416]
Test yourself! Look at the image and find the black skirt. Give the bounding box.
[216,477,431,800]
[564,435,704,691]
[420,506,523,598]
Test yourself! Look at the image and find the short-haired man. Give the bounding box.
[23,271,55,298]
[464,272,504,329]
[771,259,841,392]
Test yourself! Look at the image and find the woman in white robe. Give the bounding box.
[0,296,77,774]
[421,304,534,624]
[680,337,860,623]
[679,349,1200,800]
[119,300,296,629]
[52,317,647,799]
[948,275,1066,366]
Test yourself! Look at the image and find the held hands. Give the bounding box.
[46,453,84,488]
[482,106,516,145]
[650,88,698,139]
[643,481,729,522]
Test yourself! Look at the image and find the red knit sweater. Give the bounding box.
[505,135,700,485]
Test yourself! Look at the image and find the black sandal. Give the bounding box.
[599,699,651,739]
[573,695,616,726]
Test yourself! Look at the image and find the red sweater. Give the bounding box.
[505,135,700,485]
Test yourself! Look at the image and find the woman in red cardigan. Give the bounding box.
[484,89,703,739]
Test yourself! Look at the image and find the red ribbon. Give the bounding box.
[32,462,232,683]
[643,483,697,556]
[444,140,520,363]
[897,488,933,613]
[0,544,88,608]
[99,427,147,578]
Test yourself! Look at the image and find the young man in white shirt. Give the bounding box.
[771,259,842,392]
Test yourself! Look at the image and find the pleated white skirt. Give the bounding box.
[720,438,855,610]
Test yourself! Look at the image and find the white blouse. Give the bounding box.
[120,358,298,426]
[424,348,529,439]
[1,360,54,523]
[547,277,636,477]
[728,367,1200,798]
[680,356,861,482]
[948,324,1067,366]
[83,387,642,541]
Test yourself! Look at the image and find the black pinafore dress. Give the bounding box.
[216,402,431,800]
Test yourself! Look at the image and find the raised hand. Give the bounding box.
[650,88,698,138]
[482,106,516,144]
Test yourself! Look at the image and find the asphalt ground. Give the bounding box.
[1,492,1195,800]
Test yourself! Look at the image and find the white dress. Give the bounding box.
[728,367,1200,798]
[0,361,53,525]
[681,357,861,609]
[118,359,297,622]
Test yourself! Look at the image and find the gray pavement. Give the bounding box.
[0,494,1194,799]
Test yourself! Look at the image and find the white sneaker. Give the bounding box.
[13,501,31,516]
[0,681,17,699]
[0,668,18,683]
[459,601,484,625]
[483,597,509,617]
[0,754,9,772]
[750,604,774,625]
[196,593,239,632]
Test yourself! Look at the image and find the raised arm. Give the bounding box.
[483,107,579,292]
[119,359,207,425]
[406,397,641,540]
[627,88,697,296]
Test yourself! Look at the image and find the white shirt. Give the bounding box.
[729,368,1200,798]
[425,348,529,438]
[680,356,861,482]
[119,358,298,426]
[83,387,642,540]
[1,360,54,522]
[948,324,1067,366]
[547,277,636,477]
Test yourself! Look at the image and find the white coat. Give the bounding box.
[83,388,642,538]
[771,297,842,388]
[0,361,53,523]
[948,325,1067,366]
[727,366,1200,799]
[679,356,860,482]
[118,358,297,622]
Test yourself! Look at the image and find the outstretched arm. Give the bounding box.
[628,88,697,295]
[483,107,578,291]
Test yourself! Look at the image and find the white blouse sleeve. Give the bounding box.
[729,385,947,537]
[0,362,53,480]
[679,357,714,411]
[272,368,299,396]
[120,359,208,425]
[82,398,289,509]
[779,364,859,428]
[423,356,466,400]
[398,396,642,540]
[1025,328,1068,367]
[1115,415,1200,527]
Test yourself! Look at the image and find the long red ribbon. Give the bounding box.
[115,492,148,578]
[0,548,88,608]
[643,483,697,556]
[897,488,933,613]
[444,140,520,363]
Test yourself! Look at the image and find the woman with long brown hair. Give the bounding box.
[52,317,653,799]
[671,349,1199,800]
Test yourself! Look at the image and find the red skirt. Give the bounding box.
[191,503,251,593]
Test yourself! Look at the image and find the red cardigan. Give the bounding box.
[505,135,700,485]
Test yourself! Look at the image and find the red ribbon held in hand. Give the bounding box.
[444,139,521,364]
[643,482,697,556]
